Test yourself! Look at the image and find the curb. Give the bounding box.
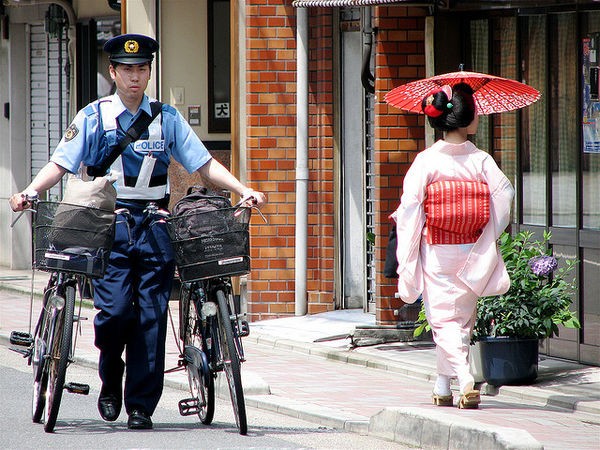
[247,331,600,417]
[369,407,543,450]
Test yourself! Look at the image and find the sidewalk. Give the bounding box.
[1,268,599,449]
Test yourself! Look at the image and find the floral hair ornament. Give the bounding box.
[441,85,454,110]
[423,92,443,118]
[422,85,454,118]
[440,85,453,101]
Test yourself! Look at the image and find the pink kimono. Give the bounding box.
[392,139,514,379]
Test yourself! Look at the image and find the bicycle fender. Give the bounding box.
[184,345,211,387]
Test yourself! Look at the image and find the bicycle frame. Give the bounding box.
[175,274,249,434]
[167,190,263,435]
[10,196,105,432]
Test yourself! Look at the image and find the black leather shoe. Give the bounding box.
[127,410,153,430]
[98,390,122,422]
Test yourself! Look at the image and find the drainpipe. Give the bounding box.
[6,0,77,120]
[361,7,374,94]
[295,8,308,316]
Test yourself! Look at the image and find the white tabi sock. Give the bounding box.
[433,375,451,396]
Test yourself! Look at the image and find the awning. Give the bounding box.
[292,0,435,7]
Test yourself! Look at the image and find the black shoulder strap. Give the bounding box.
[87,101,163,177]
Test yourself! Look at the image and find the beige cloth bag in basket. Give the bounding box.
[61,175,117,211]
[48,175,117,251]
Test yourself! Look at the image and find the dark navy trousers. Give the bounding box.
[93,204,175,415]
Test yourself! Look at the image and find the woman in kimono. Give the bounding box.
[392,83,514,409]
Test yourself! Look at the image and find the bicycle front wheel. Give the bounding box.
[31,289,53,423]
[43,284,75,433]
[216,289,247,435]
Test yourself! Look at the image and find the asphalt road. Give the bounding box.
[0,342,415,449]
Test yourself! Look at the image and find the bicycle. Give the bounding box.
[165,190,262,435]
[9,194,116,432]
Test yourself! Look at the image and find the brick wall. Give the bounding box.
[244,3,427,324]
[373,6,427,325]
[245,0,302,319]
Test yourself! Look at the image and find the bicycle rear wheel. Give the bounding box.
[182,285,215,424]
[216,289,247,435]
[43,284,75,433]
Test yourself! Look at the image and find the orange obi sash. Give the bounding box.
[424,180,490,244]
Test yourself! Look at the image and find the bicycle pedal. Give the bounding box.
[238,320,250,337]
[178,398,200,416]
[9,331,33,347]
[9,347,31,358]
[73,315,88,322]
[64,382,90,395]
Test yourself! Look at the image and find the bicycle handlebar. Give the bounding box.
[10,192,39,228]
[234,195,267,223]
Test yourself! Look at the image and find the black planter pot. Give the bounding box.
[479,336,539,386]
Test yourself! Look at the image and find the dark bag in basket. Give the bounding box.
[171,186,232,241]
[168,186,251,281]
[172,186,232,219]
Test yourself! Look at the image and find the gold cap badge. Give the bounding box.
[124,40,139,54]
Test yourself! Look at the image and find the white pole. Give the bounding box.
[295,8,309,316]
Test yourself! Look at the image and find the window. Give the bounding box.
[520,15,548,225]
[582,12,600,230]
[208,0,231,133]
[469,19,490,153]
[550,13,578,228]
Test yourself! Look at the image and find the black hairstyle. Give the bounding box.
[421,82,476,132]
[110,61,152,70]
[109,61,152,69]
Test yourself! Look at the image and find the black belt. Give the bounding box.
[123,173,168,188]
[116,195,170,210]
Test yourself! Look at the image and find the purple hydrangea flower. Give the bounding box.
[528,255,558,276]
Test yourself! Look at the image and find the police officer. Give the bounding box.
[9,33,266,430]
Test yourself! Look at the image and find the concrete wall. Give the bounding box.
[0,23,32,269]
[73,0,115,19]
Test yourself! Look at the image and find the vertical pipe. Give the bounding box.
[295,8,309,316]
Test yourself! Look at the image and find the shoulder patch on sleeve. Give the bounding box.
[63,123,79,142]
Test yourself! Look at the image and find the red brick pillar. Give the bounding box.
[373,6,427,325]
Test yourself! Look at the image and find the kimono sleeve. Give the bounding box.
[457,155,515,296]
[392,155,428,303]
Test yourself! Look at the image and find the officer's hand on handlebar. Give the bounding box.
[9,190,38,212]
[240,189,266,208]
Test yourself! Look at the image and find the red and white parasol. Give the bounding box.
[384,70,541,115]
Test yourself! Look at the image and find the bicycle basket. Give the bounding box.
[167,206,251,281]
[33,201,116,278]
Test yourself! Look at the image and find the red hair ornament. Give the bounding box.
[422,85,453,118]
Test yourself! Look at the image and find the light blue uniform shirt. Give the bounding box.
[51,94,212,197]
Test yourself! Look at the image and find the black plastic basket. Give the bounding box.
[33,201,116,278]
[167,206,251,281]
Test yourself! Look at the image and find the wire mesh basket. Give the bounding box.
[33,201,116,278]
[167,206,251,281]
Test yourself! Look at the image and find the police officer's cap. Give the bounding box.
[104,34,159,64]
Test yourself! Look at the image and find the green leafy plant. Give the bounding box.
[413,300,430,337]
[414,230,580,340]
[473,230,580,341]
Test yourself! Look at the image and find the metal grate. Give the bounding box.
[365,91,376,313]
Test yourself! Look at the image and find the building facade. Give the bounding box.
[0,0,597,365]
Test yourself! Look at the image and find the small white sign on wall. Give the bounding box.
[188,106,201,126]
[214,102,230,119]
